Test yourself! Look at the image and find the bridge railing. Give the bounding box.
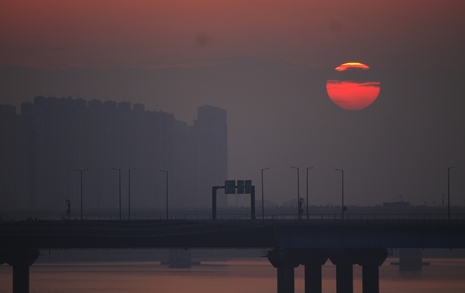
[59,213,465,221]
[3,212,464,221]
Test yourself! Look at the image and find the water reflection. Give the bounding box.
[0,258,464,293]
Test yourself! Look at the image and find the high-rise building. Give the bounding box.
[0,97,227,215]
[0,105,22,209]
[188,105,228,207]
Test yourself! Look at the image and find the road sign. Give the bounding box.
[237,180,245,194]
[225,180,236,194]
[223,180,253,194]
[244,180,252,193]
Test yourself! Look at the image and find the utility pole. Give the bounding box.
[448,166,455,223]
[261,168,269,219]
[335,169,344,219]
[291,166,300,219]
[113,168,122,220]
[128,168,137,220]
[160,170,169,219]
[306,167,313,219]
[74,169,89,220]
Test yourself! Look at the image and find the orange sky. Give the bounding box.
[0,1,464,208]
[1,0,464,69]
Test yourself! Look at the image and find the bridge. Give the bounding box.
[1,218,465,293]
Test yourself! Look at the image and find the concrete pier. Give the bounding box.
[330,250,356,293]
[1,249,39,293]
[399,248,423,271]
[168,249,193,268]
[267,249,300,293]
[269,248,387,293]
[354,249,388,293]
[300,249,328,293]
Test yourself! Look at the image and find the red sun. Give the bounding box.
[326,62,380,110]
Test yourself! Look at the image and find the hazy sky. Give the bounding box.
[1,0,465,207]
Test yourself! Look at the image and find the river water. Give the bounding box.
[1,258,465,293]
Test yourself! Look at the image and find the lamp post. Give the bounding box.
[261,168,270,219]
[113,168,122,220]
[74,168,89,220]
[335,169,344,219]
[128,168,137,220]
[448,166,455,223]
[160,170,169,220]
[290,166,300,218]
[306,167,313,219]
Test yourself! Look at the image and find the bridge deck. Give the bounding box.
[1,219,464,250]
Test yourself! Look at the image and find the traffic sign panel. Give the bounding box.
[237,180,245,194]
[225,180,236,194]
[244,180,252,193]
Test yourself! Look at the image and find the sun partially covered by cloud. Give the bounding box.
[326,61,380,110]
[326,80,380,110]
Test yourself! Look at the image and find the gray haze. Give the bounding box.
[1,59,464,208]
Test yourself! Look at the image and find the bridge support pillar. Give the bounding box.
[399,248,423,271]
[168,249,193,268]
[268,249,300,293]
[335,262,353,293]
[298,249,328,293]
[330,250,356,293]
[362,264,379,293]
[1,249,39,293]
[354,249,387,293]
[277,265,295,293]
[12,262,30,293]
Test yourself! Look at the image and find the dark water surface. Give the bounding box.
[1,258,464,293]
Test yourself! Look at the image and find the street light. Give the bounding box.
[261,168,270,219]
[74,168,89,220]
[335,169,344,219]
[290,166,300,219]
[128,168,137,220]
[306,167,313,219]
[113,168,122,220]
[448,166,455,223]
[160,170,169,219]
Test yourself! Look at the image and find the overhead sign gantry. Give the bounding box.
[212,180,255,219]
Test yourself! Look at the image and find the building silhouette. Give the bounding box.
[188,105,228,207]
[0,105,21,209]
[0,96,227,215]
